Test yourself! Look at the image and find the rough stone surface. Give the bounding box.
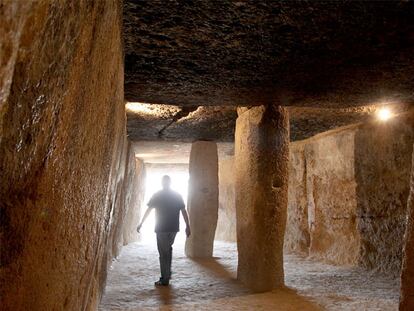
[288,104,412,142]
[284,111,414,274]
[185,141,219,258]
[133,141,234,164]
[235,105,289,292]
[213,112,413,275]
[127,105,237,142]
[304,128,360,265]
[124,1,414,108]
[126,103,413,143]
[284,144,310,255]
[215,157,237,242]
[105,135,129,269]
[355,113,414,274]
[122,156,146,245]
[0,1,128,310]
[400,145,414,310]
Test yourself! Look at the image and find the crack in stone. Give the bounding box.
[157,106,199,138]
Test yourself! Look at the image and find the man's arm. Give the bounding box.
[137,207,153,232]
[181,209,191,237]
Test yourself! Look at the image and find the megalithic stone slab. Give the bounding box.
[235,105,289,292]
[185,141,219,258]
[400,144,414,310]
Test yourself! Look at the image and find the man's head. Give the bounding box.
[162,175,171,189]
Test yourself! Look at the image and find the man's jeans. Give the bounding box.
[156,232,177,282]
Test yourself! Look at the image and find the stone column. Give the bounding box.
[235,105,289,292]
[400,145,414,310]
[185,141,219,258]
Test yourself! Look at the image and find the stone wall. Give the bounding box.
[400,145,414,310]
[215,157,237,242]
[215,112,413,276]
[303,128,360,265]
[284,144,310,255]
[285,112,413,274]
[109,144,146,258]
[355,113,414,274]
[122,156,146,245]
[283,126,361,266]
[0,1,129,310]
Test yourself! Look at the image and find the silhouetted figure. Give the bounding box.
[137,175,191,286]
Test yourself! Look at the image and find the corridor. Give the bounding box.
[99,240,399,310]
[2,2,414,310]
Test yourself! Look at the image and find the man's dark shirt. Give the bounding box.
[147,189,185,233]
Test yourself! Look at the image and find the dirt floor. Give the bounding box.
[99,236,400,311]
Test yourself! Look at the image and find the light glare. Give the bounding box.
[140,171,189,244]
[125,102,153,114]
[377,107,392,121]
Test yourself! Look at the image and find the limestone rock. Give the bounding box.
[185,141,219,258]
[400,144,414,310]
[215,157,237,242]
[285,111,414,274]
[0,1,126,309]
[124,1,414,108]
[235,105,289,292]
[355,113,414,274]
[122,157,146,245]
[305,129,360,265]
[284,144,310,255]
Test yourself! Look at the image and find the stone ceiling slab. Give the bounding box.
[132,141,234,164]
[124,1,414,108]
[127,102,412,142]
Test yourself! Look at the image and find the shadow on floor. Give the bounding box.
[99,242,332,310]
[189,257,237,279]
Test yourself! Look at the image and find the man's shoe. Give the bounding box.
[155,278,169,286]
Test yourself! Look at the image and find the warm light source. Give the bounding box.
[125,102,153,114]
[125,102,181,117]
[376,107,393,121]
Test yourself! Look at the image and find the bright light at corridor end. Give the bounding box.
[125,102,153,114]
[376,107,393,121]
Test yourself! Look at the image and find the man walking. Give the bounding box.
[137,175,191,286]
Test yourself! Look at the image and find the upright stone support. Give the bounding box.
[185,141,219,258]
[235,105,289,292]
[400,145,414,310]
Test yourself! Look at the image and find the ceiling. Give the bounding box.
[123,1,414,144]
[124,1,414,108]
[133,141,234,164]
[127,102,412,142]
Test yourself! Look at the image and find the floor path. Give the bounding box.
[99,239,399,310]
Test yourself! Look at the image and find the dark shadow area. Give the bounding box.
[154,285,173,305]
[190,257,237,280]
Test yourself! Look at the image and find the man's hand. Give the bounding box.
[136,207,153,233]
[181,209,191,238]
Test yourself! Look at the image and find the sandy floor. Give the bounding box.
[99,237,399,311]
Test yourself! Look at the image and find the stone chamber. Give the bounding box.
[1,1,413,310]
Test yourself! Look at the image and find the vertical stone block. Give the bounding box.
[0,1,125,309]
[185,141,219,257]
[400,145,414,310]
[235,105,289,292]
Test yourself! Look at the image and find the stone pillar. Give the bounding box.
[185,141,219,258]
[235,105,289,292]
[400,145,414,310]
